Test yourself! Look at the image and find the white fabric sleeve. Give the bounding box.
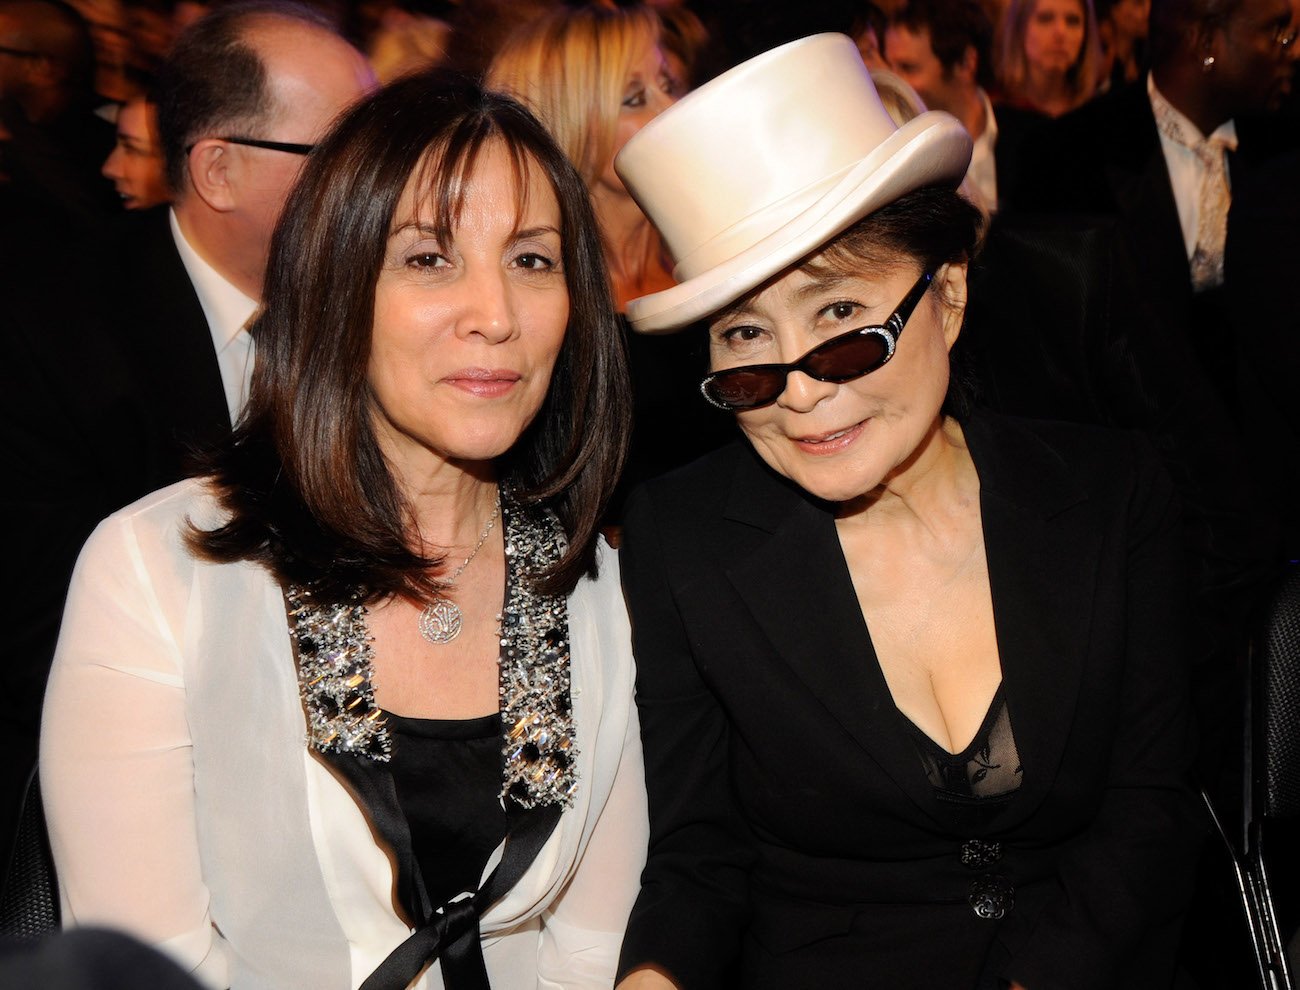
[40,512,230,989]
[535,699,648,989]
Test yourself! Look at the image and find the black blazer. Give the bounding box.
[617,411,1201,990]
[0,206,231,855]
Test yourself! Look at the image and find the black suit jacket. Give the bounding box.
[1,206,232,854]
[617,411,1201,990]
[1011,80,1287,381]
[1225,148,1300,558]
[1011,83,1192,332]
[966,213,1276,681]
[109,206,234,480]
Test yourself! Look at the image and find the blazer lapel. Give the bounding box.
[1103,93,1192,308]
[717,416,1104,825]
[965,414,1098,821]
[719,451,952,825]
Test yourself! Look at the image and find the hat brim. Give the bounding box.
[625,111,972,334]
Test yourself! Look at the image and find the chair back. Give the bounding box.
[0,766,59,941]
[1256,564,1300,821]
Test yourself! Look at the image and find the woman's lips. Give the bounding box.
[444,368,522,397]
[792,420,865,455]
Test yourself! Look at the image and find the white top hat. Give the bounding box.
[615,33,974,334]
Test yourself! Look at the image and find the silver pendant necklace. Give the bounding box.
[418,492,501,645]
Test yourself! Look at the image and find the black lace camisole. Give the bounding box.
[902,683,1023,803]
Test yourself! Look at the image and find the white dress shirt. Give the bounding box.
[169,209,259,424]
[967,87,999,213]
[1148,74,1238,263]
[41,480,648,989]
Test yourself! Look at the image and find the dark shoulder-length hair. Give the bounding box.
[190,69,631,602]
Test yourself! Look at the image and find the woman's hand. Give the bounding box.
[615,966,680,990]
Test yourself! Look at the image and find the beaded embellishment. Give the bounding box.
[285,585,392,761]
[284,495,578,808]
[499,499,577,809]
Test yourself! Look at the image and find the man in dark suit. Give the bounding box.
[884,0,1043,211]
[1000,7,1297,962]
[1014,0,1297,373]
[0,0,373,865]
[1008,0,1299,681]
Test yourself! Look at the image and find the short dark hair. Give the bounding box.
[1148,0,1241,66]
[893,0,995,90]
[154,0,334,192]
[191,70,631,602]
[808,185,985,418]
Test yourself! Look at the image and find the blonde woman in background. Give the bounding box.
[488,3,735,520]
[995,0,1102,115]
[487,3,677,313]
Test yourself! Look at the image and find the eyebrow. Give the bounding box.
[388,222,561,240]
[712,272,887,327]
[390,221,439,238]
[515,225,561,240]
[790,273,858,303]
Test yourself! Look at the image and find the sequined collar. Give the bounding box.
[284,496,578,809]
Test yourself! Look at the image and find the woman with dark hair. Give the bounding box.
[610,35,1200,990]
[41,70,645,990]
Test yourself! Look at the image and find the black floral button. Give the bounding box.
[968,874,1014,920]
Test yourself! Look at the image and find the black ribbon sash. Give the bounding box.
[359,800,563,990]
[318,746,563,990]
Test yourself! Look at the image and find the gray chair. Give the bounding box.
[0,766,59,941]
[1207,563,1300,990]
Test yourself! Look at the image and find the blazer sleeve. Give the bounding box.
[616,486,756,990]
[1004,435,1203,990]
[538,700,648,988]
[40,512,231,989]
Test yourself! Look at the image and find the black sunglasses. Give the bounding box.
[185,136,316,156]
[699,270,935,411]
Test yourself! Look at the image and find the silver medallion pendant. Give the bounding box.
[419,597,463,644]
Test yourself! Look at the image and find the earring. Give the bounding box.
[1202,54,1216,71]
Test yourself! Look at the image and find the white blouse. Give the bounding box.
[41,479,648,990]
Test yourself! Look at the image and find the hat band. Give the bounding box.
[671,161,860,282]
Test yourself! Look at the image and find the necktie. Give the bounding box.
[1152,96,1235,292]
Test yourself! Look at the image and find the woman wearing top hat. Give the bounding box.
[610,33,1201,990]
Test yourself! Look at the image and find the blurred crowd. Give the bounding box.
[1,0,1298,980]
[1,0,1293,226]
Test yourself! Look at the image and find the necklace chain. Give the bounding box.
[418,490,501,646]
[444,492,501,586]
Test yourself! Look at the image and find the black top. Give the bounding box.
[902,684,1023,806]
[382,711,509,909]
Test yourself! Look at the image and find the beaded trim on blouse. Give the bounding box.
[285,496,578,809]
